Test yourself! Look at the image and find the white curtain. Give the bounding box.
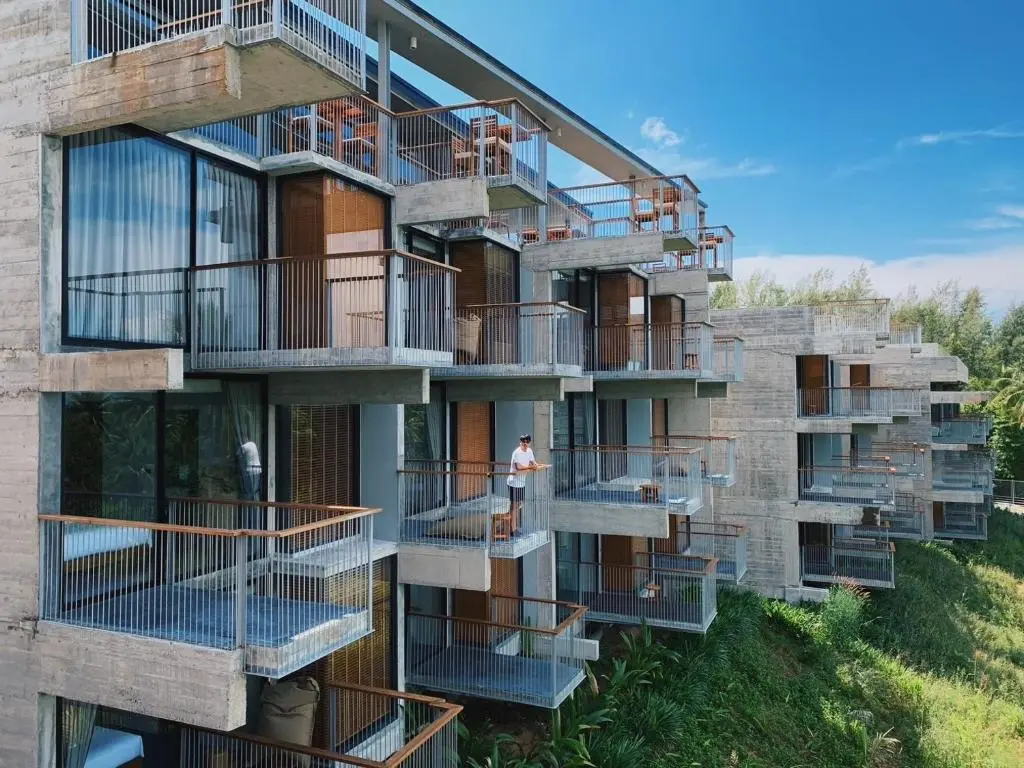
[225,382,264,538]
[66,128,191,344]
[61,700,97,768]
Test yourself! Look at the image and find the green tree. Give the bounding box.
[995,304,1024,370]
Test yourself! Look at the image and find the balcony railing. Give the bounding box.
[180,683,461,767]
[855,494,926,539]
[682,522,748,583]
[863,442,927,476]
[399,461,551,559]
[449,302,586,373]
[556,553,718,633]
[39,498,376,677]
[519,174,699,246]
[891,388,928,416]
[406,595,587,709]
[889,322,923,346]
[71,0,366,91]
[587,322,714,378]
[812,299,890,338]
[798,466,897,507]
[190,251,457,370]
[934,498,991,540]
[933,451,994,494]
[651,435,737,487]
[796,387,893,420]
[186,95,549,201]
[801,540,895,588]
[640,225,735,279]
[712,336,744,382]
[551,445,703,515]
[932,415,993,445]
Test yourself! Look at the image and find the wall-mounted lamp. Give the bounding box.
[555,127,562,138]
[410,35,418,50]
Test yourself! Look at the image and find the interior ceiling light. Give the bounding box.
[410,35,418,49]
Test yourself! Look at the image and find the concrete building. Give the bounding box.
[0,1,746,765]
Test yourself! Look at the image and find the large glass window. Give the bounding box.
[65,129,264,348]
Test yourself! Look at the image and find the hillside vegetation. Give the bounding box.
[462,509,1024,767]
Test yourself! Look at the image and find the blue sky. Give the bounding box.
[394,0,1024,314]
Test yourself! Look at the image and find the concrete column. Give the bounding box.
[37,696,57,768]
[376,21,392,109]
[626,399,652,446]
[360,404,402,542]
[40,135,62,354]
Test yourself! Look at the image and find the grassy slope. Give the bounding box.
[464,509,1024,767]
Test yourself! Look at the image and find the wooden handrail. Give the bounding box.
[554,172,700,195]
[183,725,384,768]
[398,463,551,478]
[688,522,749,537]
[169,497,377,516]
[458,301,587,314]
[656,434,737,442]
[634,552,720,576]
[190,249,461,274]
[551,444,701,455]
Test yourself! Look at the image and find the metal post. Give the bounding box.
[273,0,283,39]
[308,103,318,152]
[235,535,248,649]
[477,107,486,178]
[221,0,231,25]
[70,0,87,63]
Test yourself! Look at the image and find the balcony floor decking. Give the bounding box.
[407,646,585,709]
[57,586,370,677]
[578,589,715,633]
[191,346,453,372]
[431,363,585,379]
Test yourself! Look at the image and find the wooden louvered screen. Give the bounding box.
[453,558,521,644]
[652,399,667,439]
[653,515,686,554]
[798,355,829,416]
[288,405,357,508]
[650,295,681,324]
[490,557,521,630]
[601,534,644,592]
[650,294,682,370]
[452,241,519,363]
[312,557,395,750]
[323,177,386,253]
[599,399,626,478]
[455,401,491,501]
[451,241,487,307]
[280,176,327,350]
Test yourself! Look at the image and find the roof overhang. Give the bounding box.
[366,0,665,182]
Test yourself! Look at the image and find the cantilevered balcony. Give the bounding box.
[801,540,895,589]
[934,498,991,540]
[712,336,745,382]
[932,415,993,446]
[857,442,927,476]
[186,95,549,219]
[888,322,923,346]
[398,462,550,589]
[933,451,994,500]
[39,499,376,678]
[550,446,703,538]
[434,302,586,379]
[406,595,588,709]
[556,552,718,633]
[855,494,927,540]
[798,466,897,507]
[58,0,367,134]
[641,225,735,282]
[180,683,462,767]
[797,387,894,422]
[587,322,714,380]
[653,435,737,487]
[812,300,891,339]
[190,251,456,371]
[682,522,749,583]
[891,388,928,417]
[519,175,700,271]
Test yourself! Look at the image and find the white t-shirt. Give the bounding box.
[507,446,536,487]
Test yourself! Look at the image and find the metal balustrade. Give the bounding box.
[864,442,927,476]
[651,435,737,487]
[855,494,926,539]
[801,540,895,588]
[189,251,457,370]
[518,174,699,246]
[551,445,703,516]
[587,322,714,378]
[185,96,549,202]
[449,302,586,373]
[797,466,897,506]
[712,336,745,382]
[933,451,994,494]
[891,388,928,416]
[398,461,551,559]
[39,499,377,677]
[932,415,993,445]
[995,478,1024,506]
[556,553,717,633]
[180,683,461,767]
[640,225,735,279]
[683,522,748,583]
[71,0,367,92]
[889,322,923,346]
[812,299,891,337]
[406,595,587,709]
[934,499,991,540]
[796,387,893,420]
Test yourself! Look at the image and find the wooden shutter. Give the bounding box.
[455,401,492,500]
[798,355,829,415]
[932,501,945,531]
[323,177,386,252]
[653,515,684,554]
[652,399,667,439]
[850,364,870,387]
[280,176,327,349]
[289,405,356,507]
[601,534,643,592]
[451,241,488,307]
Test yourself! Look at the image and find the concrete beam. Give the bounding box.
[268,369,429,405]
[696,381,729,399]
[562,375,594,393]
[930,390,993,405]
[594,379,696,400]
[551,501,669,538]
[39,349,184,392]
[521,231,664,271]
[47,33,361,136]
[397,544,490,591]
[445,377,564,402]
[649,270,709,297]
[393,178,489,226]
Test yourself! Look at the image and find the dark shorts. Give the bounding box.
[509,485,525,503]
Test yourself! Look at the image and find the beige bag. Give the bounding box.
[256,676,320,764]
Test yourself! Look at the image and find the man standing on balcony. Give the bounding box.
[505,434,538,536]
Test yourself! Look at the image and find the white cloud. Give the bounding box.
[637,146,777,180]
[639,116,682,147]
[965,216,1023,231]
[995,204,1024,220]
[626,110,635,120]
[898,127,1024,149]
[732,246,1024,315]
